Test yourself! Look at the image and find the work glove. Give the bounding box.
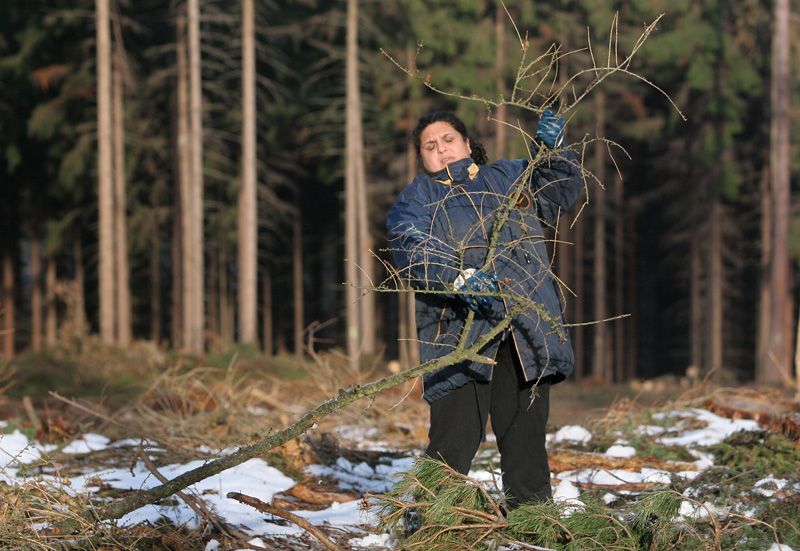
[535,108,565,149]
[454,268,500,313]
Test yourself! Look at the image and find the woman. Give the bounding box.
[387,110,583,510]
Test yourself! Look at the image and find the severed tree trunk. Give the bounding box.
[31,238,42,352]
[112,15,131,346]
[96,0,115,344]
[761,0,793,385]
[293,199,304,354]
[262,269,272,355]
[494,6,507,159]
[45,258,56,347]
[344,0,361,371]
[183,0,205,353]
[237,0,258,344]
[592,90,608,383]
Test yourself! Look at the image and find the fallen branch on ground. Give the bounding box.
[227,492,341,551]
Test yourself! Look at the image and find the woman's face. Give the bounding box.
[419,121,471,173]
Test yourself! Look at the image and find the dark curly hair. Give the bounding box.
[412,112,489,168]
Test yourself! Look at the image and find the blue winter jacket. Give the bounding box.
[387,146,584,402]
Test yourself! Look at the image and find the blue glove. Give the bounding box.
[460,271,500,313]
[535,108,565,149]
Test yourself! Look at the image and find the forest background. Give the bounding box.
[0,0,797,391]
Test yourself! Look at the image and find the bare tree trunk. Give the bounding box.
[625,217,637,380]
[150,232,162,343]
[1,248,13,357]
[184,0,205,353]
[74,240,87,337]
[207,245,219,344]
[757,165,771,378]
[761,0,793,385]
[220,246,232,347]
[344,0,362,370]
[96,0,115,344]
[171,193,183,349]
[293,201,304,354]
[238,0,257,344]
[690,232,703,372]
[172,10,189,350]
[708,197,723,378]
[112,17,131,346]
[592,90,608,383]
[403,50,419,369]
[31,238,42,352]
[494,6,507,159]
[352,7,375,357]
[262,270,272,355]
[574,196,585,380]
[613,175,624,383]
[45,258,56,347]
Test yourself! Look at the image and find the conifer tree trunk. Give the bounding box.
[96,0,115,344]
[74,240,87,337]
[690,232,703,372]
[757,166,771,378]
[174,9,189,350]
[219,246,232,347]
[592,90,608,383]
[494,7,507,159]
[150,231,161,344]
[293,199,304,354]
[625,219,637,379]
[708,197,723,378]
[613,176,624,382]
[238,0,257,344]
[208,245,219,342]
[350,0,375,356]
[184,0,205,353]
[45,258,56,347]
[262,270,272,355]
[31,238,42,352]
[344,0,362,370]
[1,248,13,357]
[761,0,793,384]
[112,19,131,346]
[574,197,585,380]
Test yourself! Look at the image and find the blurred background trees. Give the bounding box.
[0,0,796,387]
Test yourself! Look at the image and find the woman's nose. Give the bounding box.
[436,140,446,152]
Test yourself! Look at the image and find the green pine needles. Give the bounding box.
[372,456,687,550]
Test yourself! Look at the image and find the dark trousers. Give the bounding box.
[425,338,552,507]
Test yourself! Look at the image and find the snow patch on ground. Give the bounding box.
[605,444,636,458]
[553,425,592,443]
[655,409,760,446]
[62,433,111,454]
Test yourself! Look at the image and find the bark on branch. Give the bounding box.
[52,308,520,534]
